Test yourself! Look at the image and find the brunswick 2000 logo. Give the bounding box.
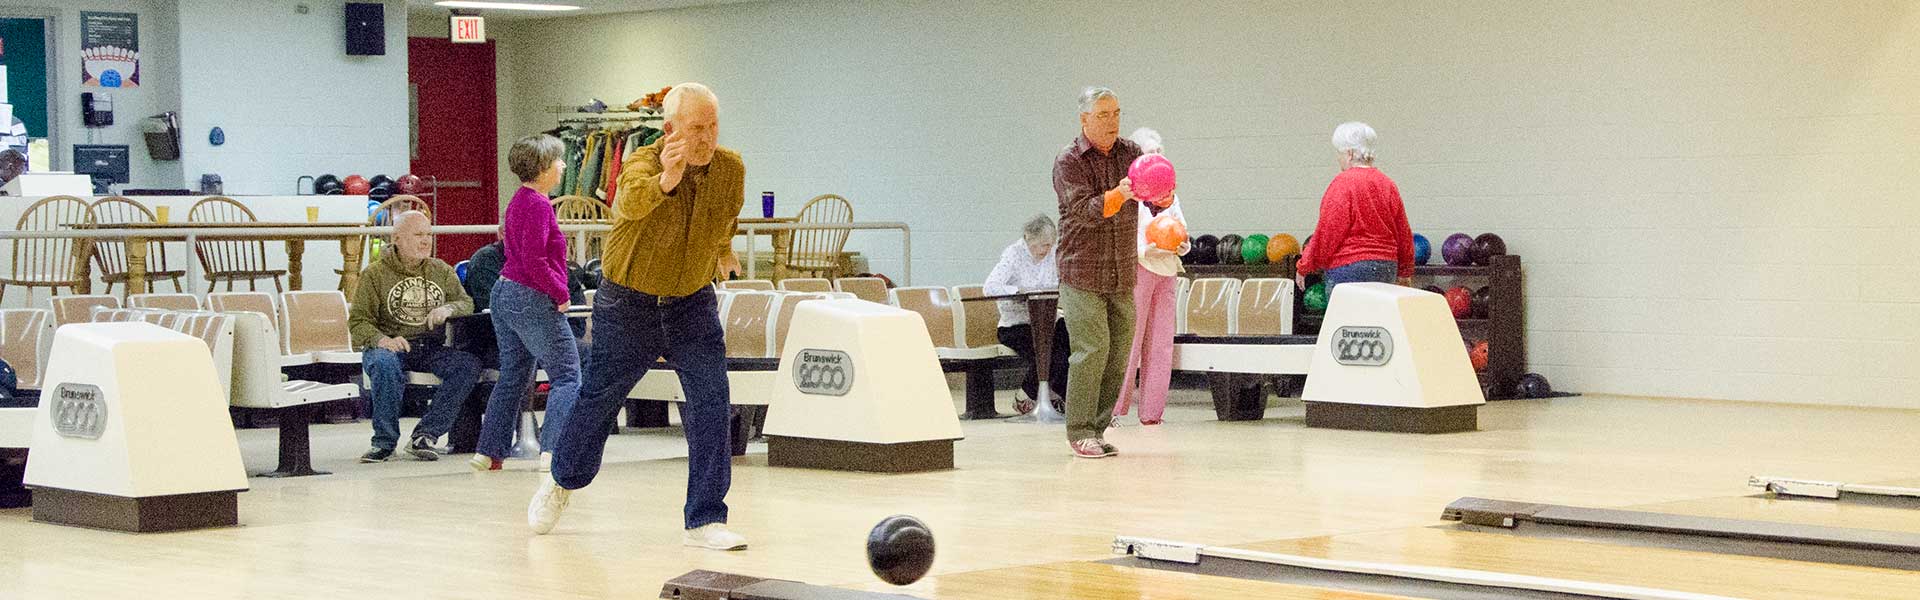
[1332,326,1393,367]
[793,349,855,396]
[53,383,109,439]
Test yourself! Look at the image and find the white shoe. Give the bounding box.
[469,453,502,472]
[683,523,748,551]
[537,452,552,473]
[527,477,572,535]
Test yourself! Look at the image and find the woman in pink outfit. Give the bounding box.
[1114,128,1189,425]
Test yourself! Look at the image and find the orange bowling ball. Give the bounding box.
[1265,233,1300,262]
[1146,213,1187,251]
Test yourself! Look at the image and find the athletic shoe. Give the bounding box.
[1097,439,1119,456]
[1140,419,1162,426]
[470,453,503,472]
[537,452,552,473]
[1013,392,1036,415]
[1071,439,1107,459]
[527,478,572,535]
[406,436,440,461]
[359,447,394,463]
[684,523,748,551]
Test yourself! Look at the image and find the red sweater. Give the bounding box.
[1296,167,1415,278]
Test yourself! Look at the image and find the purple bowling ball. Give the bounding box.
[1441,233,1474,266]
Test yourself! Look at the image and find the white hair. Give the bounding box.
[662,82,718,122]
[394,210,430,228]
[1022,214,1056,243]
[1332,121,1376,164]
[1128,127,1163,154]
[1078,86,1116,114]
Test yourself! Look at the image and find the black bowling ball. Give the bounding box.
[867,515,935,586]
[1189,235,1219,266]
[1217,234,1244,266]
[1470,233,1507,266]
[1515,372,1553,398]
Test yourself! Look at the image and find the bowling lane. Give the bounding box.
[847,560,1426,600]
[1231,528,1920,600]
[1628,494,1920,535]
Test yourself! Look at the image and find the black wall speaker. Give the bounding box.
[345,2,385,56]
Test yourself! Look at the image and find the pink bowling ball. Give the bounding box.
[1128,154,1176,206]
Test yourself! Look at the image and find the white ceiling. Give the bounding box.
[404,0,766,20]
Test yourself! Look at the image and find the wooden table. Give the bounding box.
[736,217,797,280]
[72,222,370,296]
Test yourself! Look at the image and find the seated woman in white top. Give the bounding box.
[983,214,1071,415]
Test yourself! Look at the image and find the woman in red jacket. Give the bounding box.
[1295,122,1415,292]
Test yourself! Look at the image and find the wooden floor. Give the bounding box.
[4,392,1920,598]
[1235,526,1920,600]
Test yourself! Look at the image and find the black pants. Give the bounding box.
[998,320,1071,400]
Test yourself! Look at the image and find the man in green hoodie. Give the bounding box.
[350,210,480,462]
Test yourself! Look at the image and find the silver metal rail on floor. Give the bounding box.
[1442,496,1920,572]
[1114,535,1746,600]
[1749,475,1920,502]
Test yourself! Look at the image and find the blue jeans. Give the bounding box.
[551,280,731,530]
[1323,260,1398,291]
[363,340,482,450]
[476,279,583,460]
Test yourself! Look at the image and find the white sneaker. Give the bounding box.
[537,452,552,473]
[469,453,502,472]
[527,477,572,535]
[683,523,748,551]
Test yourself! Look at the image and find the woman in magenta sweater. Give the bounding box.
[1295,122,1415,293]
[473,134,582,471]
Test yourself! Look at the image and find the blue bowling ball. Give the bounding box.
[0,359,16,394]
[1413,234,1432,265]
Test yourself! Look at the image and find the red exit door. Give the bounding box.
[409,37,497,262]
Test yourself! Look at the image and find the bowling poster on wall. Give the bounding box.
[80,11,140,89]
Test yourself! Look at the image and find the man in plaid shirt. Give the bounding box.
[1050,86,1143,459]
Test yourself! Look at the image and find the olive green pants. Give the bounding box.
[1060,284,1136,442]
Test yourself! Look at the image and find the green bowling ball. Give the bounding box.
[1303,281,1329,313]
[1241,234,1269,265]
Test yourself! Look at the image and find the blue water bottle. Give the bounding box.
[761,191,776,218]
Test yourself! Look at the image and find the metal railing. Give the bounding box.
[0,221,911,295]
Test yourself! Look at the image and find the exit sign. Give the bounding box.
[450,15,485,43]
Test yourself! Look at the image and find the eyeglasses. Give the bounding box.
[1090,110,1121,120]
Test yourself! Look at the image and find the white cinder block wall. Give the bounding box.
[492,0,1920,408]
[176,0,409,195]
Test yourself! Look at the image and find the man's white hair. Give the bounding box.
[1078,86,1116,114]
[394,210,430,228]
[1128,127,1163,154]
[662,82,719,122]
[1332,121,1376,164]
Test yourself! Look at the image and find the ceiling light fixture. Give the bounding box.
[432,1,583,11]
